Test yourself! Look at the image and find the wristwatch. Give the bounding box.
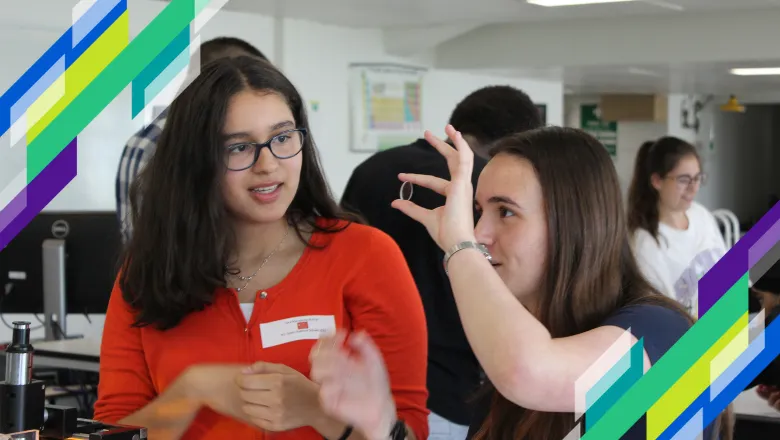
[388,420,407,440]
[443,241,492,274]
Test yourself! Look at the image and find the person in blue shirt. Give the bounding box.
[308,125,733,440]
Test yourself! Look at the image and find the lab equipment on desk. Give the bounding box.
[0,322,146,439]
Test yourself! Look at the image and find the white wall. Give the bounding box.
[564,95,666,202]
[0,0,564,341]
[281,17,562,198]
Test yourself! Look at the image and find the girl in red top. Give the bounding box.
[93,56,428,440]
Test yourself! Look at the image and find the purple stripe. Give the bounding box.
[699,201,780,317]
[0,186,27,236]
[749,217,780,267]
[0,139,77,251]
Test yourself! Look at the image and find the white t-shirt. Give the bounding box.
[239,303,254,323]
[632,201,727,318]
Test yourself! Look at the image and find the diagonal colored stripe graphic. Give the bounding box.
[0,171,27,234]
[657,312,766,440]
[658,390,708,440]
[27,12,129,143]
[749,216,780,268]
[585,338,643,430]
[0,139,77,250]
[647,312,749,438]
[585,207,780,439]
[26,0,196,183]
[699,201,780,316]
[702,317,780,430]
[72,0,123,48]
[0,0,127,136]
[575,328,635,416]
[580,275,747,439]
[2,0,229,252]
[9,57,66,129]
[132,24,191,117]
[670,408,703,440]
[710,311,766,399]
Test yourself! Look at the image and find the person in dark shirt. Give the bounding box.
[310,126,734,440]
[340,86,543,438]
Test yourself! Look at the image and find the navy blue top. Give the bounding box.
[465,304,717,439]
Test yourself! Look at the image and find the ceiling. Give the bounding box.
[478,60,780,96]
[206,0,780,28]
[167,0,780,99]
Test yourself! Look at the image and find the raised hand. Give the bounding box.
[309,330,398,440]
[391,125,477,251]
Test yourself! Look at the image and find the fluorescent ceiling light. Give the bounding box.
[730,67,780,76]
[527,0,636,6]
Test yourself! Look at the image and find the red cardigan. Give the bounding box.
[94,221,429,439]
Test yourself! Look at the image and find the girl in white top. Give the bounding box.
[627,137,727,318]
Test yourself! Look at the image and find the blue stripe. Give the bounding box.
[0,0,126,136]
[0,32,72,136]
[658,317,780,439]
[710,318,764,398]
[670,408,703,440]
[70,0,127,64]
[657,388,710,440]
[9,57,66,123]
[702,317,780,428]
[72,0,123,48]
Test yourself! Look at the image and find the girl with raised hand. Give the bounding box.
[310,125,732,440]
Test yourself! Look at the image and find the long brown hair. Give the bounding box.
[627,137,700,244]
[120,56,359,331]
[471,127,731,440]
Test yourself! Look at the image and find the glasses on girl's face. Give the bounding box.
[224,128,307,171]
[670,172,708,188]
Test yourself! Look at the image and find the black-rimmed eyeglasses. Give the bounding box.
[670,172,708,188]
[224,128,307,171]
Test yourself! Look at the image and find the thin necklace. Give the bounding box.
[228,226,290,292]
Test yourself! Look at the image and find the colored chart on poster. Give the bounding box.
[349,63,425,152]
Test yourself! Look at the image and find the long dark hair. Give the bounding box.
[120,56,358,330]
[627,137,699,243]
[471,127,730,440]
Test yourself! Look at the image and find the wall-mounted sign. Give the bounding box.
[580,104,617,157]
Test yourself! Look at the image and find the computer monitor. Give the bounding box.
[0,212,122,316]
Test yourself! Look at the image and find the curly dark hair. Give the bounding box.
[448,85,543,151]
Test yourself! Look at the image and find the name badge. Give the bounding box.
[259,315,336,349]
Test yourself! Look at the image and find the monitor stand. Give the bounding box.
[42,239,67,341]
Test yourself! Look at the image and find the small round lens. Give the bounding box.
[399,182,413,201]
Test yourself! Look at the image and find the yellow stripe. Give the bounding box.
[710,314,750,379]
[646,313,748,438]
[27,11,129,142]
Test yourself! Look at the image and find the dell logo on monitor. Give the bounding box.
[51,220,70,239]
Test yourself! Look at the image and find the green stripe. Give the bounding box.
[586,338,644,430]
[581,274,748,439]
[27,0,196,182]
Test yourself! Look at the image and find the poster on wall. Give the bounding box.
[348,63,426,152]
[580,104,617,157]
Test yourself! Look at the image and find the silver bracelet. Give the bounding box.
[443,241,491,274]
